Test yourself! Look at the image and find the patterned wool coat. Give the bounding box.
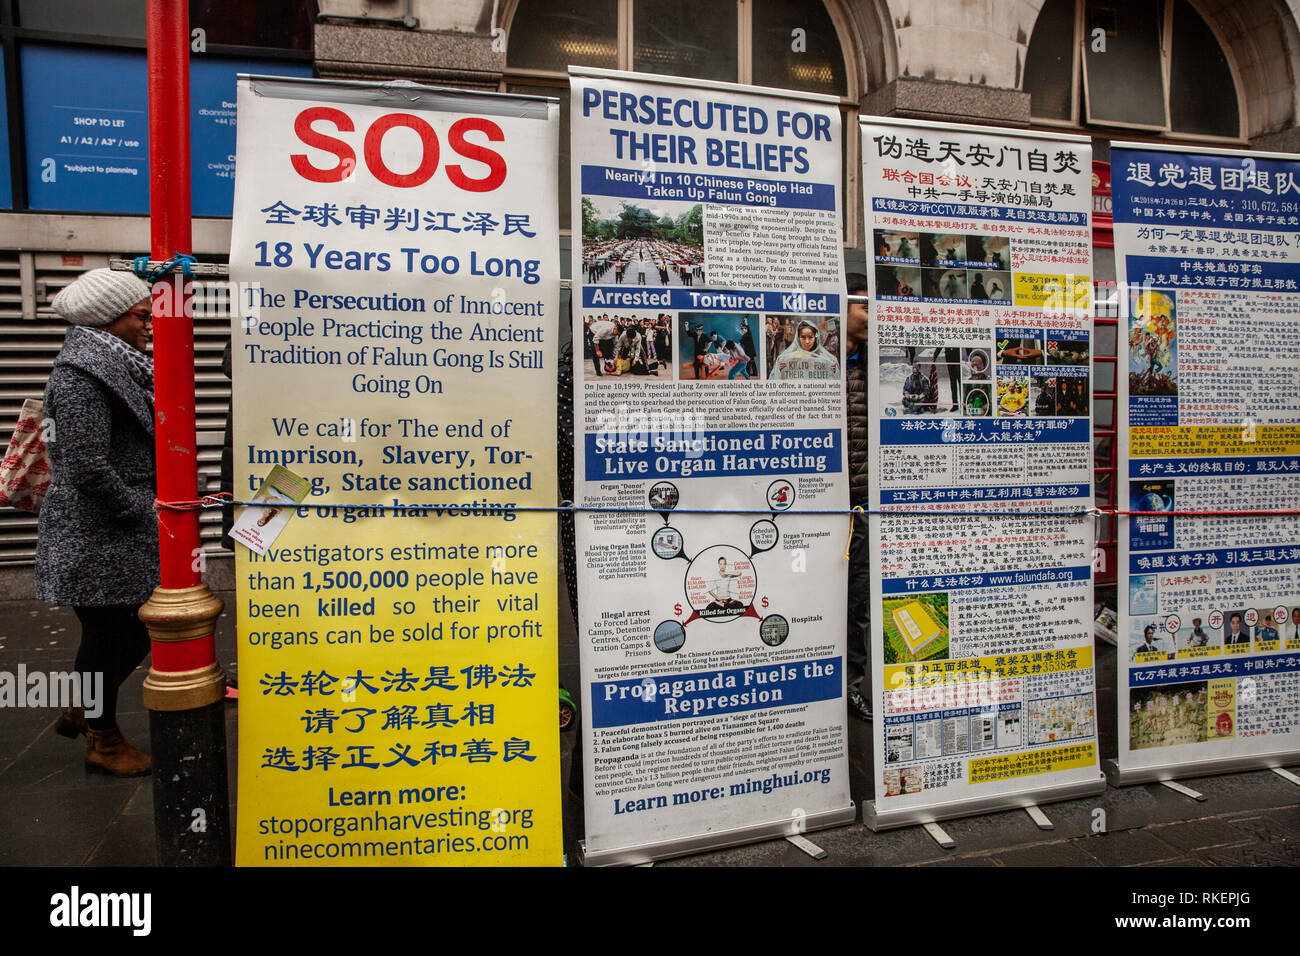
[846,353,868,507]
[35,327,160,606]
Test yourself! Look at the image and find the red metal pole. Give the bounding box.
[148,0,197,588]
[145,0,216,674]
[141,0,231,865]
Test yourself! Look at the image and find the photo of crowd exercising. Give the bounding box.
[581,196,705,287]
[583,313,673,379]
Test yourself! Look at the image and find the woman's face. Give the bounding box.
[105,296,153,351]
[798,326,816,350]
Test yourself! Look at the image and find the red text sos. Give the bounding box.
[290,108,506,191]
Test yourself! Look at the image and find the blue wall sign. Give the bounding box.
[21,44,309,215]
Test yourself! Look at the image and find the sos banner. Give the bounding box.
[570,67,854,865]
[861,118,1104,829]
[229,76,561,865]
[1110,141,1300,785]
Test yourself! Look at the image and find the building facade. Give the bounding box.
[1,0,1298,594]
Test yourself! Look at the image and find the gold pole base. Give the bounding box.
[143,660,226,711]
[139,583,226,711]
[139,583,224,641]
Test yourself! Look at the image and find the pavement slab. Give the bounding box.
[1148,818,1259,853]
[922,801,1090,853]
[1070,828,1184,867]
[0,785,134,866]
[914,853,1000,866]
[85,810,159,867]
[1258,805,1300,837]
[1197,842,1300,866]
[991,840,1101,867]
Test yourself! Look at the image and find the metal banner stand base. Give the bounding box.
[1161,780,1206,801]
[1025,805,1055,830]
[922,822,956,849]
[864,774,1105,833]
[577,802,856,867]
[785,834,828,859]
[1104,749,1300,788]
[1273,767,1300,787]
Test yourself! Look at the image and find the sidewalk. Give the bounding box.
[1,592,1297,867]
[0,598,236,866]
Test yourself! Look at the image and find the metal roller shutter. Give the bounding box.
[0,251,233,564]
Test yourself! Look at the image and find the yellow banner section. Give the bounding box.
[1013,272,1091,310]
[969,742,1096,785]
[229,79,563,866]
[1207,678,1237,741]
[1132,648,1168,664]
[885,645,1093,688]
[237,511,561,867]
[1130,425,1300,458]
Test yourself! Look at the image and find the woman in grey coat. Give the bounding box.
[38,268,159,776]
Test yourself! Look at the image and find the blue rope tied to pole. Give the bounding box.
[160,497,1297,520]
[157,494,1095,519]
[132,252,197,283]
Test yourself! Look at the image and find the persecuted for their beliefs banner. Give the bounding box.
[1110,141,1300,785]
[861,117,1104,829]
[229,76,562,865]
[570,67,854,864]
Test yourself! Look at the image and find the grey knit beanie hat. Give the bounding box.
[51,268,152,327]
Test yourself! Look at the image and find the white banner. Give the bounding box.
[229,76,563,865]
[861,118,1104,828]
[1110,141,1300,784]
[570,68,853,864]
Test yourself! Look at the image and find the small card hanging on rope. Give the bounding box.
[229,464,311,555]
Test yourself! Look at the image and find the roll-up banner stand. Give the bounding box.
[1109,141,1300,786]
[860,118,1105,830]
[569,67,855,865]
[229,76,563,865]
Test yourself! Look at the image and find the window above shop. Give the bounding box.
[1024,0,1243,140]
[504,0,618,73]
[506,0,849,97]
[503,0,857,236]
[15,0,316,53]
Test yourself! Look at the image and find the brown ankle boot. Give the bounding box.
[55,707,87,739]
[85,727,151,777]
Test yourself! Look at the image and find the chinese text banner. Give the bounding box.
[1112,143,1300,782]
[862,118,1101,825]
[230,77,562,865]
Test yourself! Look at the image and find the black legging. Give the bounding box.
[73,605,151,731]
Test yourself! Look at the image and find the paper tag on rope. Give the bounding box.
[228,464,311,554]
